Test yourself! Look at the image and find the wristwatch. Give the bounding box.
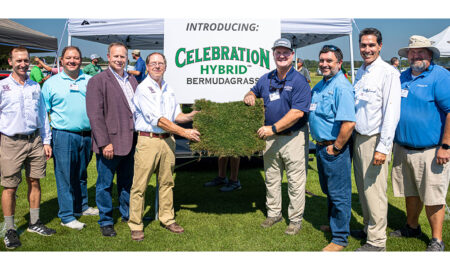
[332,144,342,153]
[442,143,450,150]
[272,125,278,134]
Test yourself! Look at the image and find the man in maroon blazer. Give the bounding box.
[86,42,139,237]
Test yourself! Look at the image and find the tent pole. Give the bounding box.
[349,33,355,84]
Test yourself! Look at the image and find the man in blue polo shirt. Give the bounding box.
[127,49,146,83]
[390,35,450,251]
[42,46,99,231]
[309,45,356,251]
[244,38,311,236]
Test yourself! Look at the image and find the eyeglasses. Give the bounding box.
[274,51,293,57]
[149,62,165,67]
[322,45,339,51]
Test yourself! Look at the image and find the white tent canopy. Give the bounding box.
[67,18,355,78]
[429,26,450,58]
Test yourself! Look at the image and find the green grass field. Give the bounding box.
[1,153,448,252]
[1,74,448,252]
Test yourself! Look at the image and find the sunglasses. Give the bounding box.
[322,45,340,51]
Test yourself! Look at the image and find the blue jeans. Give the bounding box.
[95,150,134,227]
[316,143,352,246]
[52,129,92,224]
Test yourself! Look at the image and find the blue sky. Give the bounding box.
[10,18,449,63]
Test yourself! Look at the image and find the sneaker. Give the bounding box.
[74,207,99,217]
[61,220,86,230]
[350,229,367,240]
[4,229,21,249]
[285,221,302,235]
[204,176,228,187]
[355,243,386,252]
[27,219,56,236]
[426,238,445,251]
[389,224,422,238]
[219,180,241,192]
[261,215,283,228]
[100,225,117,237]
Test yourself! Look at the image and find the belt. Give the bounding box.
[316,140,335,146]
[139,131,171,139]
[401,145,435,151]
[9,130,39,140]
[276,131,293,136]
[53,128,91,137]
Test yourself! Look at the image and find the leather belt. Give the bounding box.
[401,145,434,151]
[276,131,293,136]
[9,130,39,140]
[139,131,171,139]
[53,128,91,137]
[316,140,335,146]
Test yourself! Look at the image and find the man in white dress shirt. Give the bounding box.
[0,47,55,249]
[127,52,200,241]
[352,28,401,251]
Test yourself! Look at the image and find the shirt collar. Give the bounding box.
[109,66,129,81]
[322,70,344,85]
[271,66,295,83]
[60,70,85,82]
[362,56,382,72]
[405,61,435,79]
[146,75,167,92]
[7,74,32,86]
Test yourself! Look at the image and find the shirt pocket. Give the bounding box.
[315,93,334,120]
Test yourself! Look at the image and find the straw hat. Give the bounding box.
[398,35,440,60]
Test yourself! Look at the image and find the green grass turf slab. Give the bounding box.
[190,98,265,158]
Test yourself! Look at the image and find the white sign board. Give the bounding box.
[164,19,280,104]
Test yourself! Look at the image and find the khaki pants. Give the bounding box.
[353,133,390,247]
[263,125,309,223]
[128,135,176,231]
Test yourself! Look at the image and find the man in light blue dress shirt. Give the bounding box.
[0,47,55,249]
[308,45,356,251]
[42,46,98,231]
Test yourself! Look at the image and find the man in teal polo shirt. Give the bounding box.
[308,45,356,251]
[390,35,450,251]
[42,46,99,231]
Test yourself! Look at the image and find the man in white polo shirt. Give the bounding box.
[352,28,401,251]
[127,52,200,241]
[0,47,55,249]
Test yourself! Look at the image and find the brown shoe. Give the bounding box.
[322,242,345,252]
[164,222,184,234]
[131,230,144,241]
[320,225,331,232]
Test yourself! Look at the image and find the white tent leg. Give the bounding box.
[349,33,355,84]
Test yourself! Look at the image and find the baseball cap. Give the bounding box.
[90,54,100,60]
[272,38,293,51]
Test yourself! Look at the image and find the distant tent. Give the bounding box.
[429,26,450,58]
[0,19,58,54]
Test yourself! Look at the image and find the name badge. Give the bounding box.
[70,84,79,91]
[310,103,317,111]
[32,92,40,99]
[269,90,280,101]
[358,91,370,101]
[401,89,409,98]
